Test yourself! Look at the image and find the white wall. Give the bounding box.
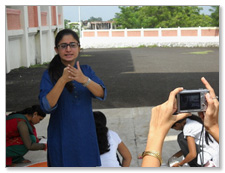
[6,6,64,73]
[80,36,219,49]
[8,37,23,69]
[81,27,219,49]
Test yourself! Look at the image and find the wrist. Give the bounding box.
[142,151,162,166]
[145,132,164,152]
[59,76,68,85]
[206,124,219,135]
[178,162,183,167]
[82,77,91,87]
[82,76,88,84]
[208,123,219,130]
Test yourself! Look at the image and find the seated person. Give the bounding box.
[6,105,47,166]
[141,77,219,167]
[170,114,219,167]
[93,111,132,167]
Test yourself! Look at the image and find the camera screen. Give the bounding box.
[180,93,201,110]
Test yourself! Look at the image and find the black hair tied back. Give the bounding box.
[8,105,46,118]
[93,111,110,155]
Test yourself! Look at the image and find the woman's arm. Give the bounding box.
[46,67,72,108]
[200,77,219,143]
[172,136,197,167]
[172,150,183,158]
[117,142,132,167]
[83,77,104,98]
[141,88,191,167]
[142,132,165,167]
[206,123,219,144]
[17,121,46,150]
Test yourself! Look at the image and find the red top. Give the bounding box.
[6,118,39,147]
[6,118,25,147]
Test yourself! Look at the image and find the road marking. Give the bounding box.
[165,135,177,142]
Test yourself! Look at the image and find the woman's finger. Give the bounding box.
[76,61,81,71]
[168,87,183,108]
[174,112,191,123]
[205,93,216,113]
[201,77,216,98]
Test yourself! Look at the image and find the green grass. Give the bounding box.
[184,50,214,55]
[80,54,93,57]
[30,62,49,68]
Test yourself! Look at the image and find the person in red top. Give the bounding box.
[6,105,47,167]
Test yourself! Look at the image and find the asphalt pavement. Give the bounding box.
[6,47,219,167]
[6,47,219,111]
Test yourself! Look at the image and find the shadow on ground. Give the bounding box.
[6,48,219,111]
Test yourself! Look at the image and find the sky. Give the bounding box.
[63,6,120,22]
[63,6,214,22]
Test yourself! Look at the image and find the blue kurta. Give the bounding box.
[39,64,107,167]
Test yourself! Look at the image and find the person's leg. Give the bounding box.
[177,132,199,167]
[6,145,29,165]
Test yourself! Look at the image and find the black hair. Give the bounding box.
[171,115,202,128]
[172,114,213,145]
[93,111,110,155]
[8,105,46,118]
[48,29,80,93]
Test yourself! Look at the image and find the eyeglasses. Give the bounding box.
[57,42,80,50]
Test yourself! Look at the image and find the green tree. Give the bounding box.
[114,6,140,28]
[64,20,81,37]
[87,16,103,22]
[210,6,219,26]
[64,19,71,29]
[114,6,214,28]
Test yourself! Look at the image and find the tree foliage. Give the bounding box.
[87,16,103,22]
[210,6,219,26]
[64,19,71,29]
[114,6,218,28]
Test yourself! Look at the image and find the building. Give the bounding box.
[6,6,64,73]
[82,21,116,30]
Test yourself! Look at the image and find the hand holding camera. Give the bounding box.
[142,77,219,167]
[200,77,219,143]
[177,89,209,113]
[176,77,219,143]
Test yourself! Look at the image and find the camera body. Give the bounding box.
[177,89,209,113]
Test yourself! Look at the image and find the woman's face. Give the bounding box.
[55,34,80,66]
[172,121,186,131]
[31,112,44,125]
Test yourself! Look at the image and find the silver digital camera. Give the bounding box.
[177,89,209,113]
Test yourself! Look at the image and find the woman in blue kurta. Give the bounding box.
[39,29,107,167]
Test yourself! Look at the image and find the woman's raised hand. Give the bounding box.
[65,61,88,84]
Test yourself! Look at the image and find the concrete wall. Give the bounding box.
[6,6,64,73]
[81,27,219,49]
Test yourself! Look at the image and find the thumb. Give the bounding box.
[205,93,215,112]
[76,61,81,71]
[174,113,191,122]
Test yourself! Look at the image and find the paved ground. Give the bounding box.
[6,47,219,111]
[9,107,182,167]
[6,47,219,167]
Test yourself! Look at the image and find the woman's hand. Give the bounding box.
[149,87,191,138]
[199,77,219,143]
[142,88,191,167]
[61,66,73,83]
[172,163,180,167]
[64,61,104,98]
[67,61,88,84]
